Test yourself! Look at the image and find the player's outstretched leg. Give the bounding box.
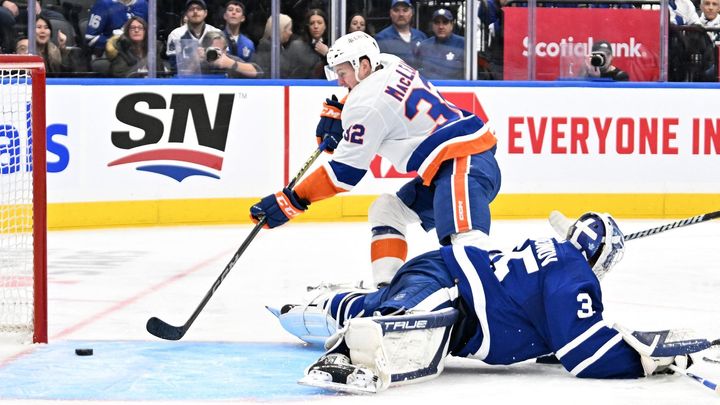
[368,193,421,286]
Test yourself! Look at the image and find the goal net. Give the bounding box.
[0,55,47,344]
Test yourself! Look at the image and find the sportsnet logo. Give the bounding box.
[108,92,234,182]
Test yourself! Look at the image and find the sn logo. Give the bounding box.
[109,93,235,181]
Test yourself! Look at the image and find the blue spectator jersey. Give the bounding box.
[224,28,255,62]
[340,239,645,379]
[417,33,465,80]
[374,26,427,69]
[85,0,148,50]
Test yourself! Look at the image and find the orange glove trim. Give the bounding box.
[274,191,304,219]
[320,102,342,119]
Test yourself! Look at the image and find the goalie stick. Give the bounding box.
[549,210,720,242]
[146,140,330,341]
[668,364,720,396]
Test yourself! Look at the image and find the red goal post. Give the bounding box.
[0,55,47,343]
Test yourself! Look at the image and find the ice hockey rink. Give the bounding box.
[0,218,719,405]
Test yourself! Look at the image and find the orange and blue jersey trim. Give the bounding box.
[451,156,472,234]
[407,112,497,186]
[294,162,359,203]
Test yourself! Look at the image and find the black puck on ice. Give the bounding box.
[75,348,93,356]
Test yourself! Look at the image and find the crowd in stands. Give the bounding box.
[1,0,718,81]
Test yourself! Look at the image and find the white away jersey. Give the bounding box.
[325,54,495,190]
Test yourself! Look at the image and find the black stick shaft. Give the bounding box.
[624,210,720,241]
[146,142,327,340]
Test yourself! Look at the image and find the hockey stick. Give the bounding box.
[549,210,720,241]
[624,211,720,241]
[668,364,720,395]
[146,141,329,340]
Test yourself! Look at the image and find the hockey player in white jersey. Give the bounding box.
[250,31,501,286]
[270,212,712,393]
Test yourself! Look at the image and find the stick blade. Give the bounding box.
[146,316,186,340]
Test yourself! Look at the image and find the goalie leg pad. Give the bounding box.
[374,307,459,385]
[271,283,374,345]
[273,304,337,346]
[301,307,460,393]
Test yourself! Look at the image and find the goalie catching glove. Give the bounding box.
[614,324,711,376]
[249,187,309,228]
[315,95,345,153]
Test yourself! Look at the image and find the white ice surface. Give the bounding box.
[1,218,719,404]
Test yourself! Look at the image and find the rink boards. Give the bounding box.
[26,79,720,228]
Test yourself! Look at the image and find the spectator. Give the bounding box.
[253,13,293,78]
[417,9,465,80]
[106,16,168,77]
[669,0,701,25]
[374,0,427,69]
[198,30,262,77]
[16,15,71,73]
[700,0,720,43]
[347,12,367,34]
[1,0,17,53]
[14,36,27,53]
[166,0,221,73]
[283,8,328,78]
[222,0,254,62]
[477,0,506,79]
[85,0,149,57]
[2,0,67,54]
[581,40,629,81]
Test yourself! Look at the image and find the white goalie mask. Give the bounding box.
[566,212,625,280]
[324,31,381,83]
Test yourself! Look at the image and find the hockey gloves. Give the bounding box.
[250,188,309,228]
[316,95,344,153]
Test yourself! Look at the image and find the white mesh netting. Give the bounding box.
[0,68,36,341]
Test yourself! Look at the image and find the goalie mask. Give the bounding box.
[325,31,381,82]
[566,212,625,280]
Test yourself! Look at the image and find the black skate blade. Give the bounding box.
[298,375,377,394]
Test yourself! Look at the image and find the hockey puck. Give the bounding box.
[75,348,93,356]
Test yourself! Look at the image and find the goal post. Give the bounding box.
[0,55,47,344]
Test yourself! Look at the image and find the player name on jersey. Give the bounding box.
[384,61,417,103]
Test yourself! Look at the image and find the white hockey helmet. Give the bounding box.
[566,212,625,280]
[324,31,381,82]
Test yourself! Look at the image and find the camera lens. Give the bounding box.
[206,48,219,62]
[590,53,606,67]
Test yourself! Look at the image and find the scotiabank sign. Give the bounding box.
[503,8,660,81]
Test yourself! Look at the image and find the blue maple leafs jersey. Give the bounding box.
[85,0,149,50]
[440,239,644,378]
